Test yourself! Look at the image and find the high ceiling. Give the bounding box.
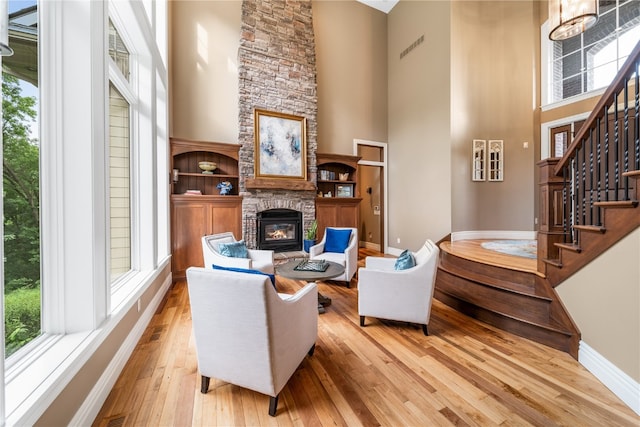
[357,0,399,14]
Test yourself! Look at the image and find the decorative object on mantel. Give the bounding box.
[198,161,217,174]
[472,139,486,181]
[254,108,307,180]
[216,181,233,195]
[548,0,598,41]
[338,172,349,181]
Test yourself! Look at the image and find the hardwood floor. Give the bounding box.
[93,248,639,426]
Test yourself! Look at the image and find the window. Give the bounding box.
[108,21,133,285]
[3,0,40,358]
[548,0,640,103]
[109,83,131,283]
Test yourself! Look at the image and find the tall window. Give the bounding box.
[108,21,132,284]
[3,0,40,358]
[108,84,131,282]
[549,0,640,103]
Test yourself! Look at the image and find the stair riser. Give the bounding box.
[436,269,551,325]
[434,290,575,354]
[440,251,536,290]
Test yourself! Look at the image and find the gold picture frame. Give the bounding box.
[254,108,307,180]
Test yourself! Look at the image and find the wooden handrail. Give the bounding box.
[555,40,640,175]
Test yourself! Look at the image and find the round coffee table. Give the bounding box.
[276,259,345,314]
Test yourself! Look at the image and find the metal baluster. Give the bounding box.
[613,92,619,201]
[573,154,579,243]
[589,127,595,225]
[562,165,568,243]
[581,140,586,227]
[623,78,629,201]
[635,59,640,172]
[604,105,610,202]
[596,116,602,226]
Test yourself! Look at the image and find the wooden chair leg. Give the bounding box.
[308,343,316,356]
[269,395,279,416]
[422,324,429,336]
[360,315,365,327]
[200,375,210,394]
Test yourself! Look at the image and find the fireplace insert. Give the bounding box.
[257,209,302,252]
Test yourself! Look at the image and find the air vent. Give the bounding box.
[400,35,424,60]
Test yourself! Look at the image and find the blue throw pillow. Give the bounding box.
[324,228,352,253]
[394,249,416,270]
[212,264,276,288]
[218,240,248,258]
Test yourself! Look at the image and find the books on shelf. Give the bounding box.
[294,259,329,272]
[184,189,202,195]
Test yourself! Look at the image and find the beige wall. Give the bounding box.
[170,0,388,152]
[556,230,640,382]
[313,1,388,154]
[450,1,537,232]
[170,0,241,142]
[387,0,452,250]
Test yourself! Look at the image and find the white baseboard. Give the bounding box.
[360,241,381,251]
[69,274,173,426]
[579,341,640,415]
[451,230,537,241]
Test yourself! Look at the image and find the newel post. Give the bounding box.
[537,158,569,274]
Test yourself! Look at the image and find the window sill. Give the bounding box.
[541,87,606,112]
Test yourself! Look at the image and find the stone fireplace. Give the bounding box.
[237,0,318,249]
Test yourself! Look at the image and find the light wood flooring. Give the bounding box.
[93,247,639,426]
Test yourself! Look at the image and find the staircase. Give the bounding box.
[435,245,579,356]
[435,41,640,360]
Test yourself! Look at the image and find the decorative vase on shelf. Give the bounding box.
[198,161,217,174]
[216,181,233,195]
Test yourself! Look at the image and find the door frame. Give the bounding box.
[354,139,388,253]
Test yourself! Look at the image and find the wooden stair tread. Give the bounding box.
[542,258,563,268]
[573,224,606,233]
[593,200,638,208]
[554,243,582,253]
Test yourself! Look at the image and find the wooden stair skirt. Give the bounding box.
[435,250,580,358]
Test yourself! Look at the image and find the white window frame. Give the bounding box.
[541,2,640,110]
[108,11,138,293]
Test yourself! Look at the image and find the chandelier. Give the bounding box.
[549,0,599,41]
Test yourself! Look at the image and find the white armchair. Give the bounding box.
[309,227,358,287]
[202,232,274,274]
[358,239,440,335]
[186,266,318,416]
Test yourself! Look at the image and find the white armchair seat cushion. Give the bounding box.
[311,251,346,266]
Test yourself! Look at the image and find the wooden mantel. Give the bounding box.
[245,177,317,191]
